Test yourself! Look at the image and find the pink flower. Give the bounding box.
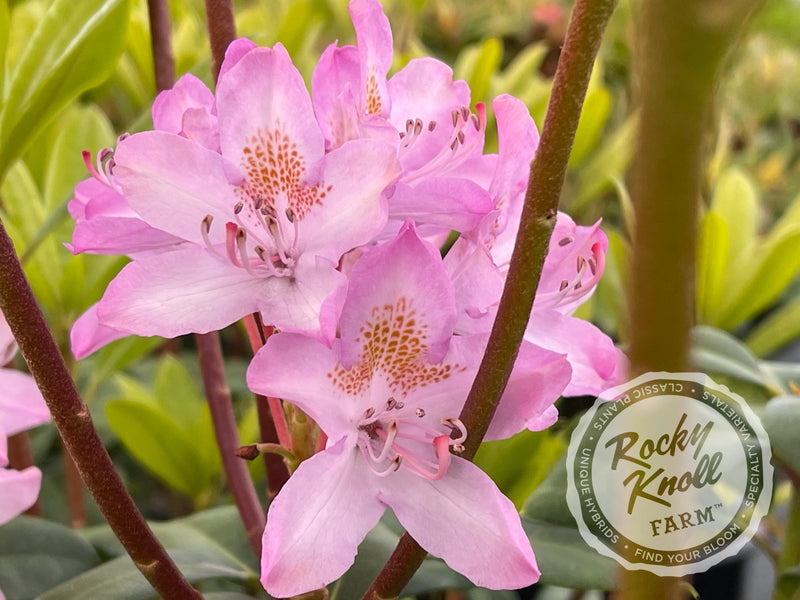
[312,0,495,235]
[76,43,400,346]
[0,312,49,525]
[247,223,570,596]
[445,95,628,395]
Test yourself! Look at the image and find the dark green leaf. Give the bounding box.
[0,516,99,600]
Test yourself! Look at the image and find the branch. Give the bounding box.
[0,220,202,599]
[203,0,237,83]
[146,0,175,92]
[360,0,617,597]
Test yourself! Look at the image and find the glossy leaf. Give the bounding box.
[745,294,800,357]
[0,517,100,600]
[710,166,759,267]
[105,400,214,498]
[568,85,612,169]
[0,0,130,178]
[696,211,729,323]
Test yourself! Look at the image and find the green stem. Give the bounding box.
[773,485,800,600]
[0,219,202,599]
[620,1,764,598]
[359,0,617,597]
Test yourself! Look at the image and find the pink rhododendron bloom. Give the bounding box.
[446,94,627,395]
[247,223,570,596]
[312,0,495,235]
[0,311,49,525]
[76,42,399,345]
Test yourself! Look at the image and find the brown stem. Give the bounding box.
[203,0,237,83]
[147,0,175,92]
[7,432,41,516]
[0,220,202,598]
[63,447,87,528]
[195,332,266,558]
[360,0,617,597]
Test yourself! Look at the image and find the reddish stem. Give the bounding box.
[7,432,41,516]
[203,0,237,83]
[146,0,175,92]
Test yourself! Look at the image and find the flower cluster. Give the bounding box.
[67,0,626,596]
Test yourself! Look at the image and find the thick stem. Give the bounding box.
[203,0,237,83]
[63,447,87,528]
[195,332,266,558]
[0,220,202,599]
[360,1,617,597]
[146,0,175,92]
[620,1,764,598]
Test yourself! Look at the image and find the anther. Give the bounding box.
[428,120,437,132]
[575,281,583,290]
[450,138,459,151]
[588,256,597,276]
[406,119,414,134]
[451,109,460,128]
[253,195,264,210]
[452,444,465,453]
[415,408,425,418]
[460,106,470,122]
[363,407,375,419]
[395,401,405,409]
[457,130,465,145]
[559,279,569,291]
[577,256,586,272]
[386,397,398,410]
[234,202,244,214]
[470,114,480,130]
[285,207,296,223]
[414,119,423,136]
[558,236,574,247]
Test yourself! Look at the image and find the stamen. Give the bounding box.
[588,256,598,275]
[558,236,574,247]
[413,119,423,137]
[451,109,460,128]
[363,407,375,420]
[234,201,244,214]
[577,256,586,273]
[253,195,264,210]
[385,397,398,410]
[415,408,425,418]
[457,130,466,145]
[370,420,399,463]
[460,106,470,122]
[236,227,261,276]
[201,215,214,248]
[428,120,437,132]
[441,417,468,444]
[285,207,296,223]
[470,114,480,131]
[559,279,569,291]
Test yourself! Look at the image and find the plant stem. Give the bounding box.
[0,220,202,599]
[360,0,616,597]
[196,332,266,558]
[63,447,88,528]
[620,1,764,598]
[773,485,800,600]
[203,0,237,83]
[146,0,175,92]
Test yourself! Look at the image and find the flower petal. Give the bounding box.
[112,131,240,245]
[151,73,218,150]
[0,466,41,524]
[247,333,351,436]
[70,302,133,359]
[0,370,49,436]
[339,222,456,369]
[379,456,540,589]
[311,43,362,148]
[261,439,385,598]
[525,310,628,397]
[217,43,324,175]
[96,248,265,337]
[349,0,393,118]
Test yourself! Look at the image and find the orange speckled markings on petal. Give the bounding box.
[329,297,464,395]
[238,125,332,220]
[365,72,382,115]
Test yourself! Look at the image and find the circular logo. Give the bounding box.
[566,372,772,576]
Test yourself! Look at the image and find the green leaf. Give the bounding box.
[520,452,616,590]
[153,354,206,430]
[762,395,800,477]
[775,565,800,600]
[710,167,759,266]
[105,400,214,498]
[0,0,8,94]
[37,549,253,600]
[716,226,800,329]
[745,294,800,357]
[696,211,729,323]
[690,326,768,389]
[454,38,503,106]
[568,85,612,169]
[0,516,100,600]
[0,0,131,178]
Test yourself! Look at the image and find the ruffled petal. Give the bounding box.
[151,73,218,150]
[349,0,393,119]
[261,439,385,598]
[379,456,540,590]
[311,44,363,148]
